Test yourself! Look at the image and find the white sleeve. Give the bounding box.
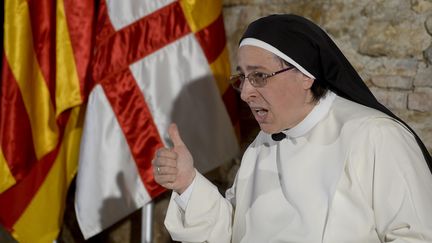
[164,172,234,243]
[369,119,432,242]
[173,177,196,212]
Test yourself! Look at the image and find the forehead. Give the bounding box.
[237,45,280,69]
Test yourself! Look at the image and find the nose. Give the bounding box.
[240,77,256,102]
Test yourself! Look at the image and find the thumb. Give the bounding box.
[168,123,185,147]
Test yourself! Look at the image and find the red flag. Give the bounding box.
[0,0,94,242]
[75,0,239,239]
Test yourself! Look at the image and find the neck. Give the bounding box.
[285,95,317,130]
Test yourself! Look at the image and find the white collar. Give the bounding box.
[281,91,336,138]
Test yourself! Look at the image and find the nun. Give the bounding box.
[153,14,432,242]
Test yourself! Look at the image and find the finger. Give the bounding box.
[161,182,174,190]
[155,174,177,185]
[153,166,178,175]
[156,148,178,160]
[153,157,177,168]
[168,123,185,147]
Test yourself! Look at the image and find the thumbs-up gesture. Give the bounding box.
[152,123,196,194]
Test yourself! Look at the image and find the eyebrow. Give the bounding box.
[236,65,266,73]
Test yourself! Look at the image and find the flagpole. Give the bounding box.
[141,202,154,243]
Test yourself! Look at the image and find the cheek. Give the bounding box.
[262,76,305,111]
[268,84,303,112]
[274,94,295,113]
[264,90,293,114]
[271,83,298,102]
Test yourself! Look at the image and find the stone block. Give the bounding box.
[411,0,432,13]
[408,87,432,111]
[359,19,431,58]
[362,0,412,18]
[414,62,432,87]
[371,75,413,89]
[365,57,418,77]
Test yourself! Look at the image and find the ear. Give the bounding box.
[302,75,314,90]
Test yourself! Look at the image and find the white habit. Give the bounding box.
[165,92,432,243]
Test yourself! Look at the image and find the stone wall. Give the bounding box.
[3,1,430,243]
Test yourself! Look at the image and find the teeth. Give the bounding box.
[254,108,268,117]
[251,107,268,117]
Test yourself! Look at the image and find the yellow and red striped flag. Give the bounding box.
[0,0,94,242]
[75,0,239,239]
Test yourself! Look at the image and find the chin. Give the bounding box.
[259,124,279,134]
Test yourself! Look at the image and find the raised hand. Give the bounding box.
[152,123,196,194]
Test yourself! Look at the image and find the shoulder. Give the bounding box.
[325,96,420,158]
[346,112,427,179]
[331,96,388,122]
[328,96,402,136]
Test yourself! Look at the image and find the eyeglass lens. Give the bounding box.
[230,72,266,91]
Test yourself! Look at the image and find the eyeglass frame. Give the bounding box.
[229,66,296,92]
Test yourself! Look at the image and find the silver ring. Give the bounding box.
[157,166,161,174]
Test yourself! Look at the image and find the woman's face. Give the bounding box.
[237,45,315,134]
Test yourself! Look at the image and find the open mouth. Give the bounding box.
[254,108,268,116]
[251,107,268,122]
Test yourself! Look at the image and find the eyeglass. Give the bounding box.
[229,66,295,92]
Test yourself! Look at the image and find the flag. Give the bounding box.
[74,0,239,239]
[0,0,94,242]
